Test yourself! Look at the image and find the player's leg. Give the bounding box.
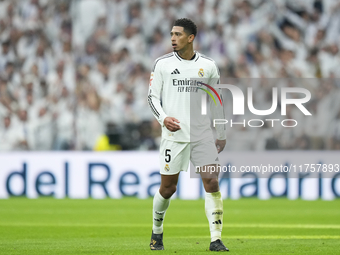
[191,138,229,251]
[150,140,189,250]
[201,167,224,242]
[150,173,179,251]
[152,173,179,233]
[201,167,228,251]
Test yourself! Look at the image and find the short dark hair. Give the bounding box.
[173,18,197,37]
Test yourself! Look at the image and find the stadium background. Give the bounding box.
[1,0,340,151]
[0,1,340,254]
[0,0,339,199]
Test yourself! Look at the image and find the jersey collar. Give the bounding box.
[174,51,200,62]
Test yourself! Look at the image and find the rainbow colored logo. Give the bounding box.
[198,82,222,106]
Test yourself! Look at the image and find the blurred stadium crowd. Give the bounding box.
[0,0,340,151]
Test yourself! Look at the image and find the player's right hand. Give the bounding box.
[164,117,181,132]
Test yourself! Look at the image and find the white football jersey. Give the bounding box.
[148,51,226,142]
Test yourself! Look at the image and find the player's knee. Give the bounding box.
[166,185,177,196]
[204,178,219,193]
[160,185,177,199]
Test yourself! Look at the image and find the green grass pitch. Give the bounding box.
[0,198,339,254]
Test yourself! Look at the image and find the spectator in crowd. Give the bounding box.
[52,86,74,150]
[14,109,30,150]
[0,0,339,151]
[0,115,25,150]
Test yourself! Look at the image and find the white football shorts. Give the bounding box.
[159,136,220,175]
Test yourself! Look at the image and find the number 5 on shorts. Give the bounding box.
[165,149,171,163]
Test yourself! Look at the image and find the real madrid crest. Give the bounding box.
[165,164,170,172]
[198,68,204,77]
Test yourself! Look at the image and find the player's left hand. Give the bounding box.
[215,139,226,153]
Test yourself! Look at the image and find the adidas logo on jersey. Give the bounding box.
[171,69,180,74]
[212,220,222,224]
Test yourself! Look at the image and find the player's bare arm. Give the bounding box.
[164,117,181,132]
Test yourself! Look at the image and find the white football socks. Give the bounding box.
[205,191,223,242]
[152,190,170,234]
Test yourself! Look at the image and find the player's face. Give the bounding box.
[170,26,193,52]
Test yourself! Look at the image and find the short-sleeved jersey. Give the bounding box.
[148,51,226,142]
